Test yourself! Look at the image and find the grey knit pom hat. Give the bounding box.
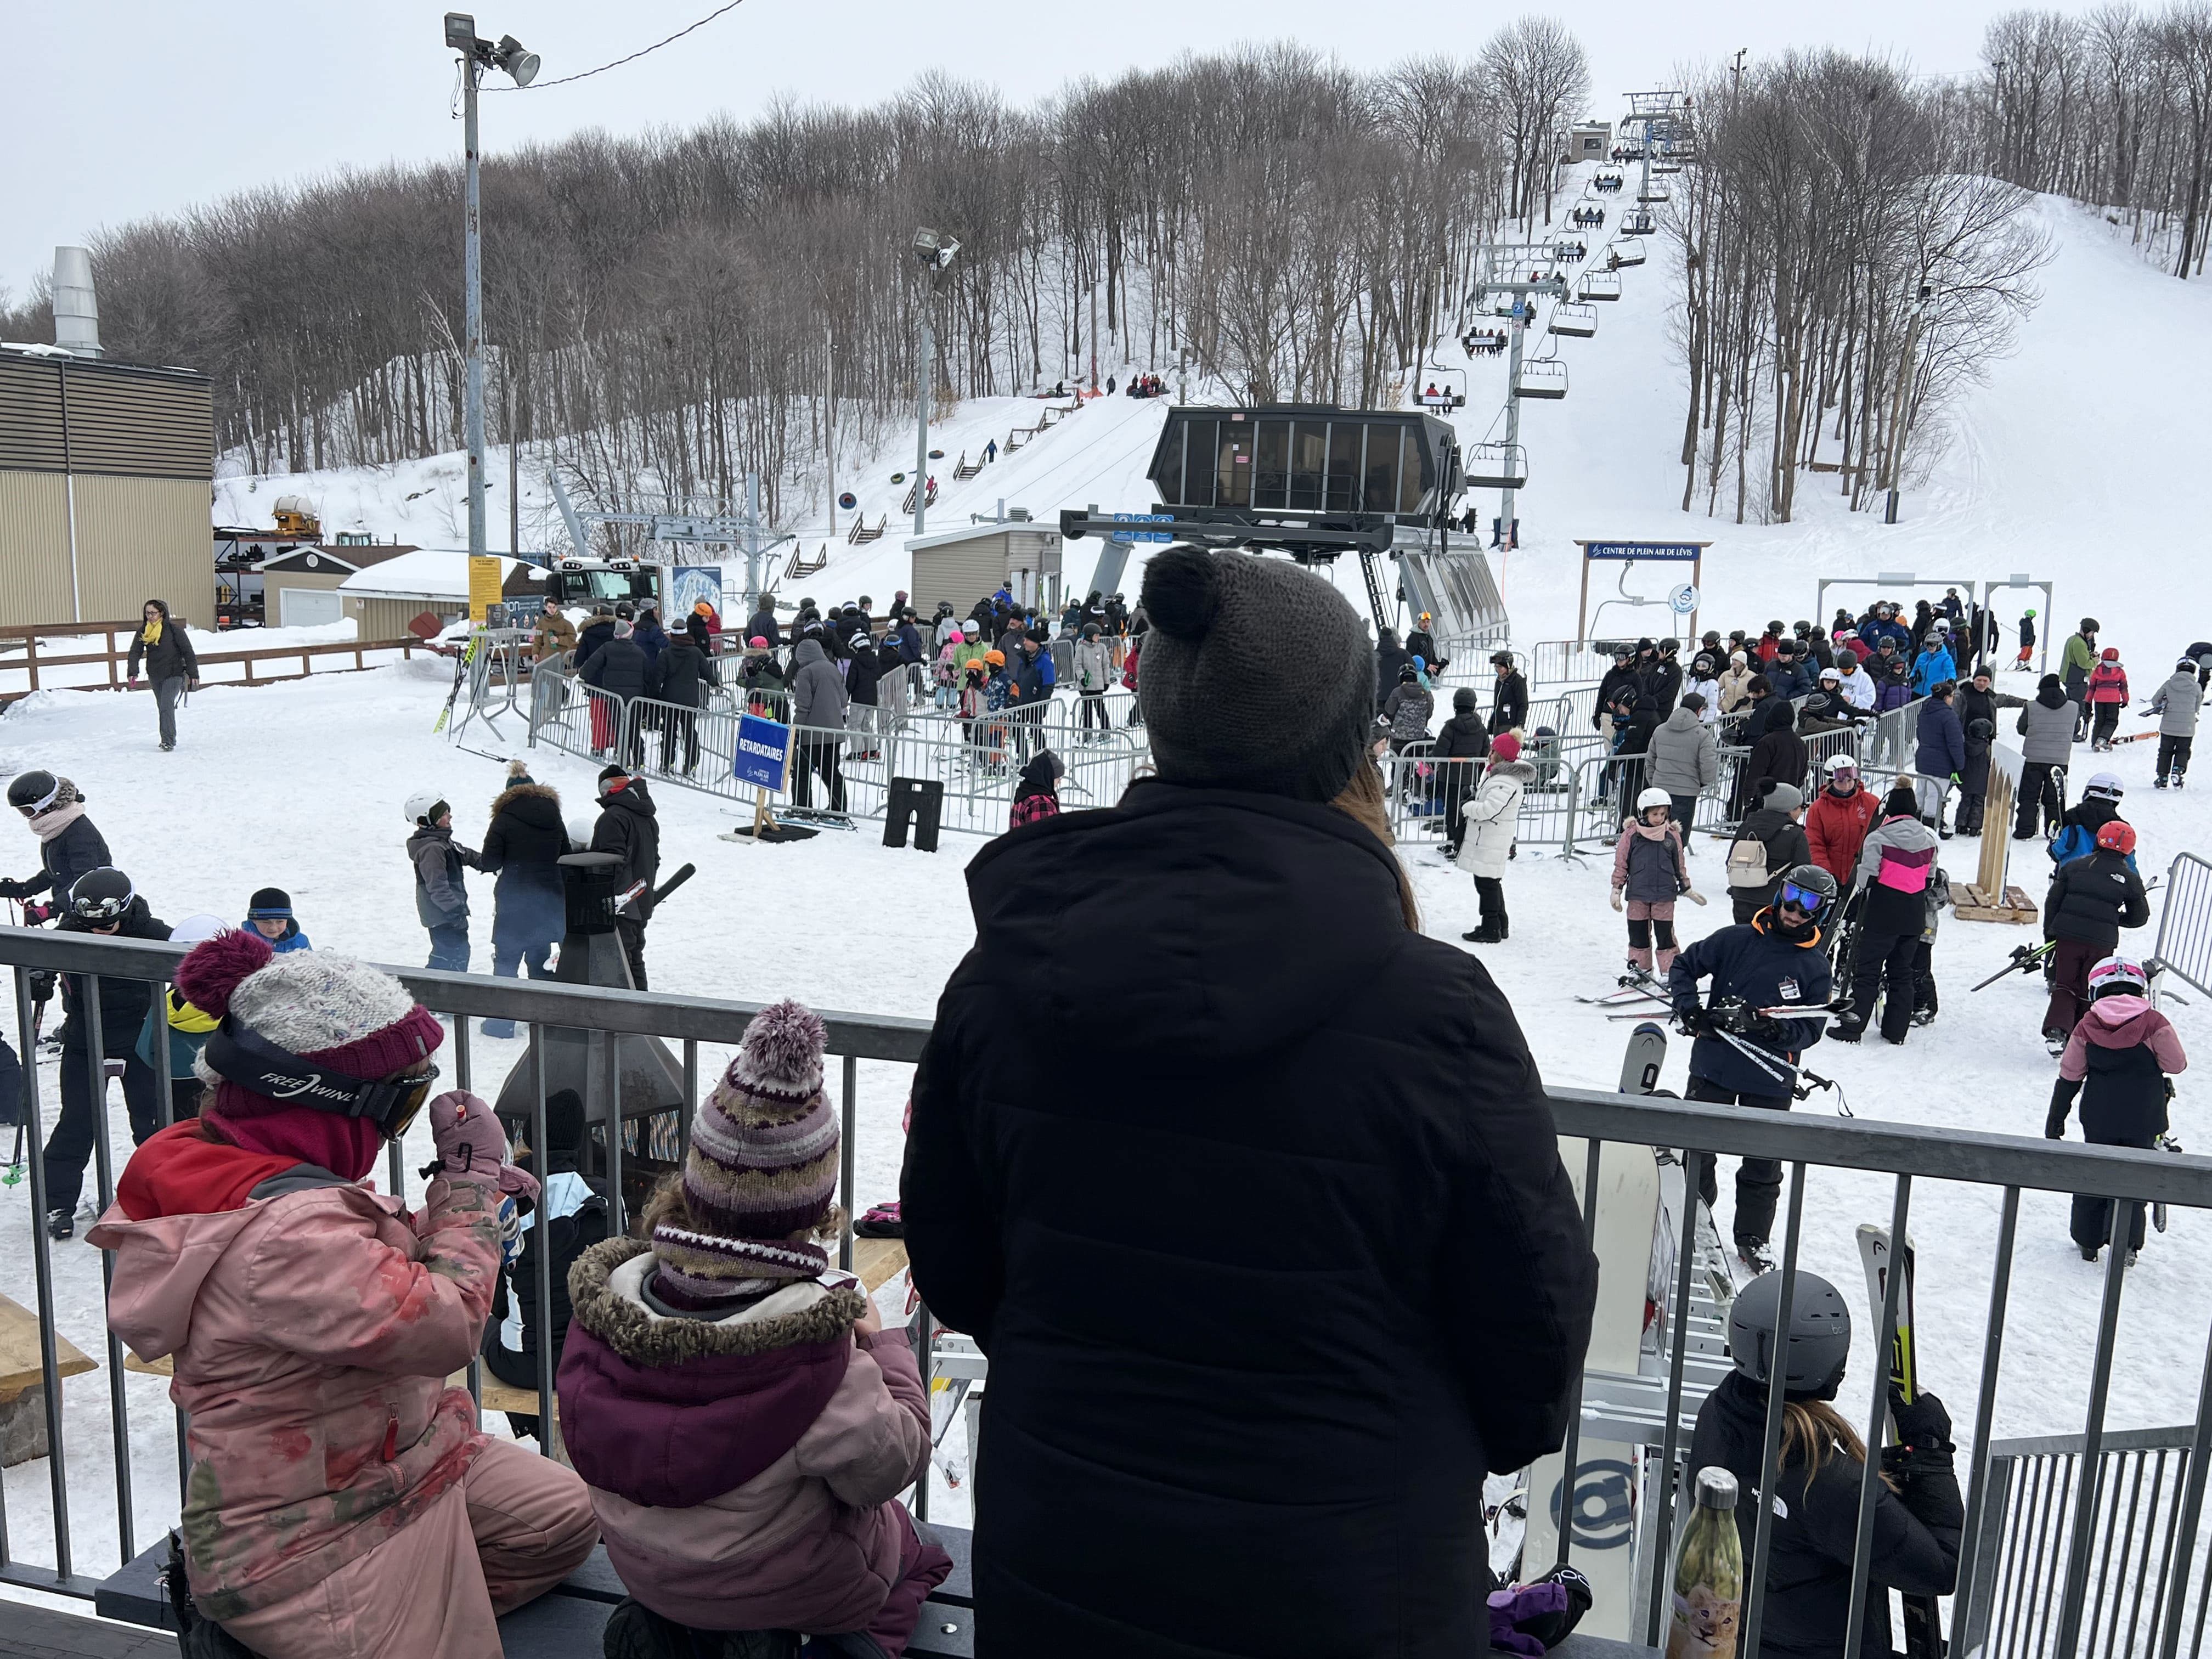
[1136,545,1373,802]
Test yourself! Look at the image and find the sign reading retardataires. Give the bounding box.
[467,555,504,624]
[733,714,791,792]
[1583,542,1703,561]
[1113,513,1175,544]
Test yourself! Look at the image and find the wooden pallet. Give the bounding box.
[1954,882,2038,924]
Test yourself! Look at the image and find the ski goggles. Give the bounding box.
[204,1020,442,1141]
[1778,880,1831,917]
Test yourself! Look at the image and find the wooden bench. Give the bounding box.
[0,1291,98,1466]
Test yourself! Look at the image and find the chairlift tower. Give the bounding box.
[1621,91,1691,216]
[1469,245,1570,546]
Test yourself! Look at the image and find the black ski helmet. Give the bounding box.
[1729,1268,1852,1400]
[1778,862,1838,910]
[68,867,136,923]
[6,770,60,815]
[2081,618,2100,634]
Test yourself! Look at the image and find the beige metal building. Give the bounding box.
[907,522,1063,618]
[0,345,214,628]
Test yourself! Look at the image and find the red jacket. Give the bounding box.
[1804,785,1879,887]
[2087,663,2130,705]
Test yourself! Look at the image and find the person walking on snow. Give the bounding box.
[1612,789,1702,978]
[2015,608,2038,670]
[2047,955,2189,1264]
[1669,865,1837,1272]
[476,763,571,1037]
[2042,819,2151,1049]
[2086,647,2131,751]
[1459,732,1533,942]
[405,793,478,974]
[2063,618,2101,739]
[591,766,659,991]
[2151,656,2202,787]
[126,599,201,752]
[1646,693,1718,831]
[1914,679,1967,834]
[89,934,596,1658]
[1383,662,1434,751]
[2014,675,2076,838]
[1910,629,1957,697]
[1433,689,1491,857]
[1489,651,1530,735]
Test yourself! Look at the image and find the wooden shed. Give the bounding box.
[260,545,417,629]
[0,345,214,628]
[907,523,1063,618]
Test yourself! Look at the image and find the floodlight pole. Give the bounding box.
[914,292,932,538]
[463,55,488,566]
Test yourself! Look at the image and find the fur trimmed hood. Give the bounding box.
[489,781,562,820]
[566,1237,865,1366]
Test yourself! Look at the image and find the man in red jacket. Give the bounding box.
[1804,755,1878,892]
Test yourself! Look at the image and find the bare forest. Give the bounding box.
[1976,3,2212,279]
[0,38,1594,523]
[1667,52,2051,526]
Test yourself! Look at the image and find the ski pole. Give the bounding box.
[1969,940,2055,994]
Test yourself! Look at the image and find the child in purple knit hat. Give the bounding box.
[557,1000,951,1657]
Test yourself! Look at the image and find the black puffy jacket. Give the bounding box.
[590,782,660,922]
[59,900,171,1054]
[478,784,571,946]
[2045,849,2151,950]
[574,618,617,669]
[647,641,719,710]
[904,781,1596,1658]
[1668,911,1832,1094]
[578,636,649,701]
[2,810,111,903]
[1689,1370,1962,1658]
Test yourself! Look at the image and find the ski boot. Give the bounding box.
[2081,1244,2100,1262]
[2157,776,2170,789]
[1831,1020,1864,1045]
[45,1209,72,1241]
[1736,1239,1774,1276]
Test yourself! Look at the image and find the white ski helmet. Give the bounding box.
[1635,787,1672,812]
[404,791,449,826]
[2087,955,2149,1000]
[1825,753,1859,776]
[2085,772,2125,800]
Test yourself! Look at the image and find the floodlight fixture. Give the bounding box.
[494,34,539,87]
[444,12,477,50]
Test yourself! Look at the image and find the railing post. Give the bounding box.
[1740,1162,1809,1659]
[1951,1186,2021,1640]
[1843,1175,1913,1657]
[2057,1210,2139,1653]
[1551,1139,1604,1571]
[2156,1314,2212,1659]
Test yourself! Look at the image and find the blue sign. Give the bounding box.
[733,714,791,792]
[1582,541,1703,561]
[1112,512,1175,545]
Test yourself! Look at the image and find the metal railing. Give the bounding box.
[2154,853,2212,1000]
[529,668,1150,836]
[1959,1422,2212,1659]
[1530,639,1621,689]
[4,929,2212,1650]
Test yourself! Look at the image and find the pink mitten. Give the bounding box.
[425,1091,539,1200]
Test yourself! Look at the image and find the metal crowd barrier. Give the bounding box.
[1530,639,1622,689]
[528,669,1150,836]
[1,929,2211,1659]
[2153,853,2212,1000]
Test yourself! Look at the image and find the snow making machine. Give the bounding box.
[1057,403,1510,653]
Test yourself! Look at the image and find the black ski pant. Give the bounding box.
[1848,929,1920,1042]
[1474,876,1506,935]
[1079,691,1111,732]
[2159,735,2193,780]
[659,708,699,774]
[43,1043,160,1216]
[2092,703,2121,747]
[791,737,846,811]
[614,919,648,992]
[2015,761,2066,837]
[1912,938,1938,1019]
[2072,1130,2156,1254]
[1688,1075,1790,1246]
[1955,789,1986,835]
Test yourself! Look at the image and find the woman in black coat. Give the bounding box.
[904,546,1596,1658]
[476,766,571,1036]
[0,773,111,916]
[1744,698,1809,810]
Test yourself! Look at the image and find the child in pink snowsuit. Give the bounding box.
[91,932,596,1659]
[1612,788,1698,975]
[560,1000,951,1655]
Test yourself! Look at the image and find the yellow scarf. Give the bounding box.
[141,617,163,646]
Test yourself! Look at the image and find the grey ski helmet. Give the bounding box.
[1729,1268,1852,1400]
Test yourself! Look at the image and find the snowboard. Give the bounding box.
[1858,1224,1942,1659]
[1619,1020,1668,1096]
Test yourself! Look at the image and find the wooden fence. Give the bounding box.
[0,620,425,704]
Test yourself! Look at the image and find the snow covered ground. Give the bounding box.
[0,180,2206,1593]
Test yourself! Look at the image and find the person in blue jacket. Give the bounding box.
[1860,602,1912,656]
[1668,864,1837,1271]
[1911,628,1958,696]
[241,886,313,953]
[2048,773,2138,873]
[1912,681,1967,834]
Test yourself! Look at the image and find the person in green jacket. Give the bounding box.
[2063,619,2101,741]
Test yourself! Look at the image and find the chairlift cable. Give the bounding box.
[487,0,752,92]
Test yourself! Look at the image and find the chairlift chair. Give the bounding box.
[1549,303,1599,339]
[1417,366,1469,410]
[1462,442,1529,490]
[1610,237,1647,268]
[1578,271,1623,304]
[1622,209,1657,235]
[1514,359,1569,400]
[1638,180,1673,204]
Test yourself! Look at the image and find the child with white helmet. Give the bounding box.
[2047,955,2190,1264]
[1610,788,1705,978]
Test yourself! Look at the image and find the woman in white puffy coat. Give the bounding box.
[1455,734,1535,943]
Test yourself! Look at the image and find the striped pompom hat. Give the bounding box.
[652,999,838,1308]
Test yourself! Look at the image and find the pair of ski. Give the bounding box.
[1859,1225,1943,1659]
[1602,979,1852,1111]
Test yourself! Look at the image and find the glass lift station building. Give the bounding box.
[1144,405,1463,522]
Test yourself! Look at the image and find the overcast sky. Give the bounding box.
[3,0,2087,308]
